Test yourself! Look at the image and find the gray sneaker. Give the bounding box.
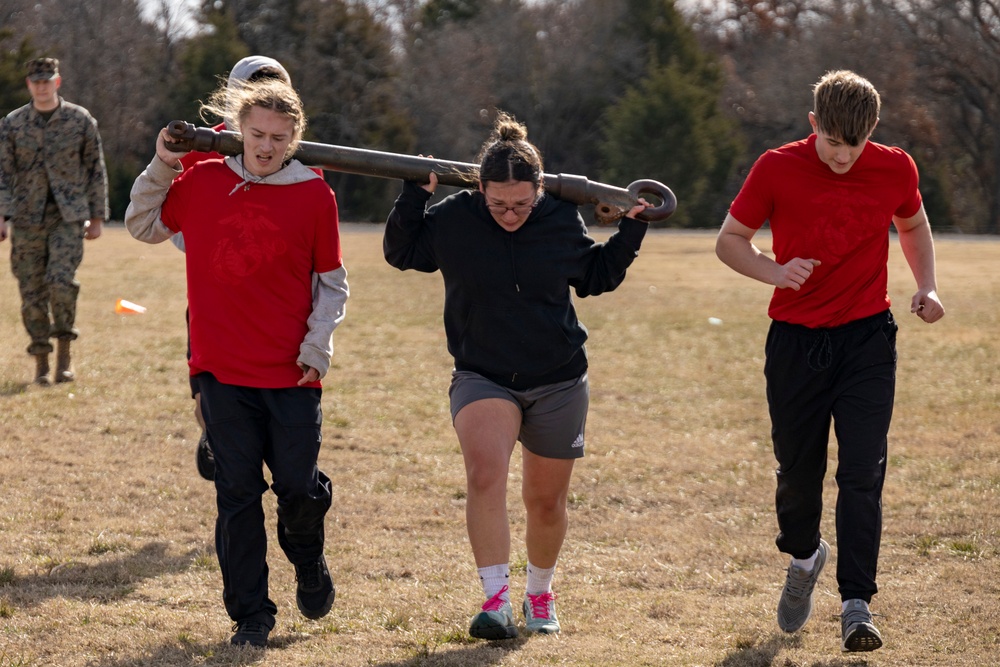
[841,599,883,652]
[776,538,829,632]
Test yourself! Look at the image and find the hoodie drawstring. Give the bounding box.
[507,234,520,293]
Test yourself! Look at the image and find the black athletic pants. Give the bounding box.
[764,310,897,603]
[198,372,333,626]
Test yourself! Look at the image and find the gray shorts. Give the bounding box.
[449,370,589,459]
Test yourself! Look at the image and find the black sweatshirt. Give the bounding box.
[384,181,647,390]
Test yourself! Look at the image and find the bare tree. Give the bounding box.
[0,0,181,217]
[689,0,962,229]
[878,0,1000,233]
[393,1,516,163]
[394,0,655,176]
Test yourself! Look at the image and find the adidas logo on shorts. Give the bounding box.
[571,433,585,448]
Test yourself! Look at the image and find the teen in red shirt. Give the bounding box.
[716,70,944,653]
[125,78,347,649]
[173,56,313,482]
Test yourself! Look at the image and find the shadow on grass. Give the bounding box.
[0,379,28,396]
[87,640,288,667]
[84,635,527,667]
[717,633,798,667]
[716,632,876,667]
[5,541,203,606]
[84,633,528,667]
[373,635,528,667]
[78,632,520,667]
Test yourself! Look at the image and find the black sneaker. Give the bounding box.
[196,431,215,481]
[295,556,335,620]
[230,619,270,647]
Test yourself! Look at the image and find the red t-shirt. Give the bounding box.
[161,160,342,388]
[729,134,922,328]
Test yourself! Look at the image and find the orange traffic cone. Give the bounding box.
[115,298,147,315]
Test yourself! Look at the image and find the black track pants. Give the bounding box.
[764,310,897,603]
[199,372,332,625]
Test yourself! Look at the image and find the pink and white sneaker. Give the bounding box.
[469,585,517,640]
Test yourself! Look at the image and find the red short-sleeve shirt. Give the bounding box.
[729,134,922,328]
[161,161,341,388]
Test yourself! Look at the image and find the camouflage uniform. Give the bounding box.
[0,96,109,354]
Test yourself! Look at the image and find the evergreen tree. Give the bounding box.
[0,30,33,114]
[602,64,742,227]
[201,0,414,220]
[299,0,416,220]
[601,0,743,227]
[164,5,250,127]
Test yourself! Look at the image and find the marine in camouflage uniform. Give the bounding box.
[0,58,108,384]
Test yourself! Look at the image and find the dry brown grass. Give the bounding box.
[0,225,997,667]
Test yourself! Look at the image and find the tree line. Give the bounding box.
[1,0,997,232]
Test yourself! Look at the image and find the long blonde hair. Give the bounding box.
[200,78,307,160]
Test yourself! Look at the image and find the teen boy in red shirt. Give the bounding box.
[716,70,945,653]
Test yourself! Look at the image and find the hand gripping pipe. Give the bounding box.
[165,120,677,224]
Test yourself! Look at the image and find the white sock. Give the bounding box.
[478,564,510,601]
[791,549,818,571]
[525,562,556,595]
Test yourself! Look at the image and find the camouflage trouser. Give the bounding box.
[9,200,85,355]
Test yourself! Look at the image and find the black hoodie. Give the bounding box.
[384,181,647,389]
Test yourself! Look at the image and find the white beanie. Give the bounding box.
[223,55,291,130]
[227,55,290,89]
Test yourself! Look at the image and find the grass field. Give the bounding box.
[0,224,997,667]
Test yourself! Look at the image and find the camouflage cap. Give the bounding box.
[27,58,59,81]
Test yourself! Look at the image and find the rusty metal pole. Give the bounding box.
[165,121,676,224]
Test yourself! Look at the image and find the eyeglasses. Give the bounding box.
[485,198,539,216]
[487,204,535,216]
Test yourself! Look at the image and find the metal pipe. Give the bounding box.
[165,120,677,224]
